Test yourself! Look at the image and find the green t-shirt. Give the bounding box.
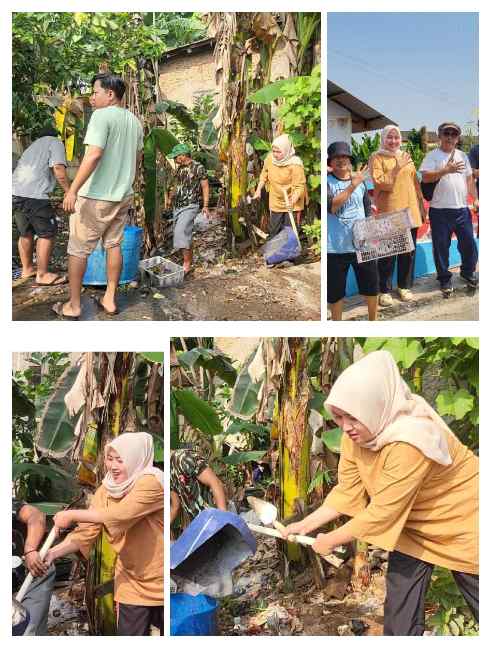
[79,106,143,202]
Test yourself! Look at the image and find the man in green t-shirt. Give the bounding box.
[53,73,143,320]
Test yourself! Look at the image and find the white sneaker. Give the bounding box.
[379,293,393,307]
[398,288,413,302]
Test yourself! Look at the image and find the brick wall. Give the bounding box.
[159,48,290,107]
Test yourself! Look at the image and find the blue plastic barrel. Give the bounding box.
[82,225,143,286]
[170,593,218,636]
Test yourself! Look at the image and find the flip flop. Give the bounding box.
[52,302,79,321]
[35,274,68,288]
[93,296,119,316]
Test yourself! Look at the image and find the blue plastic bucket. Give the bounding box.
[82,225,143,286]
[170,593,218,636]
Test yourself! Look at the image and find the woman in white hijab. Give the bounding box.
[253,133,307,238]
[45,432,164,636]
[282,350,478,635]
[369,125,426,306]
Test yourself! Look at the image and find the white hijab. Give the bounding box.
[271,134,304,168]
[368,125,406,174]
[102,432,164,499]
[325,350,453,466]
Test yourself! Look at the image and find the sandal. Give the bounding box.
[93,296,119,316]
[52,302,79,321]
[35,274,68,288]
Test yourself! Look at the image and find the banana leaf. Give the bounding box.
[32,502,67,515]
[35,364,81,458]
[155,99,197,130]
[309,390,331,420]
[222,450,267,465]
[13,462,73,483]
[199,107,219,149]
[143,128,178,229]
[152,433,164,463]
[228,347,265,420]
[247,78,291,104]
[133,360,150,406]
[170,392,179,450]
[139,352,165,364]
[321,427,343,454]
[174,389,223,436]
[178,347,237,386]
[12,380,35,419]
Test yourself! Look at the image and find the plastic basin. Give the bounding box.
[82,225,143,286]
[170,593,218,636]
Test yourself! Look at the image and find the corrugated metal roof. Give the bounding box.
[327,80,396,133]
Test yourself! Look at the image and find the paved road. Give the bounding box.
[391,290,478,320]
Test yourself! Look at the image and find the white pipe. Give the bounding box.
[15,527,58,602]
[247,523,343,568]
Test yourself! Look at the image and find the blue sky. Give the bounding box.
[327,12,479,133]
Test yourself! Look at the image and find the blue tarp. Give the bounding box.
[171,509,257,587]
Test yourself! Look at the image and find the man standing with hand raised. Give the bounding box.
[420,122,478,296]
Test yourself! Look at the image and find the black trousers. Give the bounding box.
[384,551,479,636]
[269,211,290,238]
[117,603,164,636]
[378,227,418,292]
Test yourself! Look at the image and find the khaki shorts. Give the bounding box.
[67,195,132,258]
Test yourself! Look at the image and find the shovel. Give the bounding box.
[282,187,301,248]
[15,527,57,603]
[246,496,343,568]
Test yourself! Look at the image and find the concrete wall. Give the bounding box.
[159,47,290,108]
[327,98,352,146]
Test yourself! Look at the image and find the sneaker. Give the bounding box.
[460,272,478,288]
[397,288,414,302]
[379,293,393,307]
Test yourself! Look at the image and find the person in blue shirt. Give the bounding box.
[327,142,378,320]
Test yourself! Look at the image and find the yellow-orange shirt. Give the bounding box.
[67,475,164,605]
[325,432,478,574]
[371,153,425,228]
[259,153,307,212]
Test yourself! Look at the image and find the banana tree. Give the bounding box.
[208,13,286,248]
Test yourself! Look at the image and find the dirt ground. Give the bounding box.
[47,579,90,636]
[216,535,386,636]
[12,209,321,321]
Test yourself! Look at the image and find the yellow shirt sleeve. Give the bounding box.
[103,475,164,535]
[324,434,369,516]
[371,155,396,192]
[65,488,104,559]
[342,442,433,551]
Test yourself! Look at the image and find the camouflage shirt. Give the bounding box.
[173,160,207,210]
[170,450,215,520]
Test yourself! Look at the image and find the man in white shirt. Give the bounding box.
[420,122,478,294]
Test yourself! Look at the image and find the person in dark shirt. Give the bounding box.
[12,499,55,635]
